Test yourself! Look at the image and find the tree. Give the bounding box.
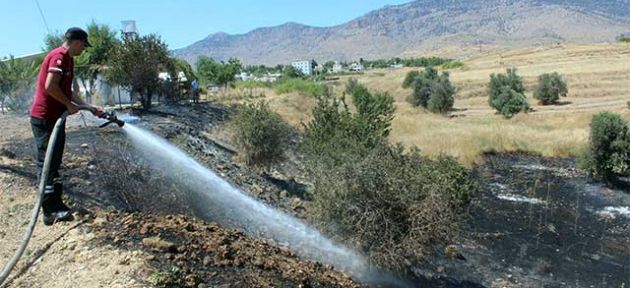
[404,67,438,108]
[0,56,39,112]
[107,34,171,109]
[195,56,241,88]
[490,86,530,118]
[195,56,220,86]
[402,67,454,113]
[580,112,630,185]
[427,72,455,114]
[281,65,303,79]
[488,68,529,118]
[43,33,64,51]
[533,72,568,105]
[75,22,119,103]
[217,58,242,88]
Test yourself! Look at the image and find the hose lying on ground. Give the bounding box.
[0,111,69,286]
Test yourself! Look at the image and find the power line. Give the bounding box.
[34,0,51,34]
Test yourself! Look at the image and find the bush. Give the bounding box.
[579,112,630,185]
[347,79,395,136]
[307,143,477,271]
[488,68,529,118]
[301,92,391,168]
[403,68,455,114]
[442,61,465,70]
[533,72,568,105]
[404,67,438,108]
[301,89,477,272]
[274,78,326,97]
[427,73,455,114]
[489,68,525,97]
[232,102,291,167]
[490,86,530,118]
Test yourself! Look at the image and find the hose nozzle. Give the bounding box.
[98,112,125,128]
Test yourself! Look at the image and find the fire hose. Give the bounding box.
[0,105,124,286]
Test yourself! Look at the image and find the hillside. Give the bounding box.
[173,0,630,65]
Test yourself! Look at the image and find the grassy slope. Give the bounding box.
[215,43,630,166]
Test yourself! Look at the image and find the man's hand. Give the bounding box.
[67,103,79,115]
[90,105,105,117]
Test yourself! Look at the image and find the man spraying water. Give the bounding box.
[29,27,105,225]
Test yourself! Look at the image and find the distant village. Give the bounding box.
[234,59,403,83]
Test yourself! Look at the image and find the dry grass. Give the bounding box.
[219,44,630,166]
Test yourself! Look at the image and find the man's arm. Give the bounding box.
[44,72,78,114]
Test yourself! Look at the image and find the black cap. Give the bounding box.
[64,27,91,47]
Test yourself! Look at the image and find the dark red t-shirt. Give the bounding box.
[30,46,74,120]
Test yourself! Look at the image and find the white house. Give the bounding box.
[291,60,314,76]
[332,61,345,73]
[348,62,364,72]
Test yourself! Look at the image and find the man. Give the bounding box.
[30,27,104,225]
[191,79,199,103]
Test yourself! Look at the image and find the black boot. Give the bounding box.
[52,183,71,212]
[41,184,73,226]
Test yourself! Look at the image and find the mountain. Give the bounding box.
[173,0,630,65]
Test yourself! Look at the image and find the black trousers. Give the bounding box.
[30,117,66,202]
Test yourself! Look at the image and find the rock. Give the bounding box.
[280,190,289,198]
[142,236,177,253]
[437,266,445,273]
[80,143,89,148]
[198,284,208,288]
[87,165,96,170]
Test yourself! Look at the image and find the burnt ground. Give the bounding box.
[416,153,630,288]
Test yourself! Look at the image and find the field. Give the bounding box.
[215,43,630,166]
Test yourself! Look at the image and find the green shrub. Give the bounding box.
[307,143,477,271]
[442,61,465,70]
[579,112,630,185]
[427,73,455,114]
[619,37,630,43]
[404,67,438,108]
[232,101,291,166]
[403,68,455,114]
[533,72,568,105]
[301,92,391,168]
[488,68,529,118]
[490,86,530,118]
[347,79,395,136]
[274,77,326,97]
[301,89,477,272]
[402,71,420,88]
[488,68,525,98]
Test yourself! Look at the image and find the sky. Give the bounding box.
[0,0,411,58]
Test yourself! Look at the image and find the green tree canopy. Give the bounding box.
[107,34,170,109]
